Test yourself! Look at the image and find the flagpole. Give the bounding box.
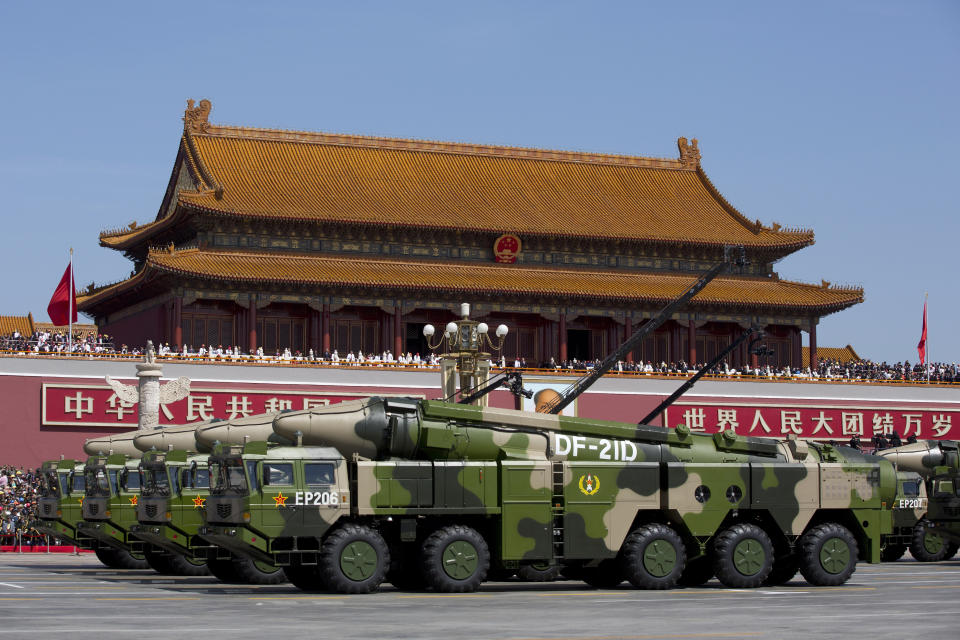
[925,293,929,383]
[68,248,73,355]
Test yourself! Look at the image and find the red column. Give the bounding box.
[624,315,633,363]
[394,305,402,357]
[809,319,818,370]
[309,308,320,354]
[248,298,257,354]
[559,313,567,362]
[172,296,183,349]
[687,321,696,366]
[322,303,331,354]
[792,327,802,369]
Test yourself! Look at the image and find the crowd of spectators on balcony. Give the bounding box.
[0,465,42,546]
[2,330,957,384]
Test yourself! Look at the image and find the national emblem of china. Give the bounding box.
[493,234,521,263]
[578,473,600,496]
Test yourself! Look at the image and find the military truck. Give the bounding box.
[198,396,897,594]
[876,440,960,561]
[130,448,284,583]
[33,459,86,546]
[128,415,288,583]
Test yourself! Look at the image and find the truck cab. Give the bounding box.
[75,454,149,567]
[201,442,349,567]
[927,472,960,551]
[32,460,84,545]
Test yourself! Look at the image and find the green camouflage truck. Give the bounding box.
[881,440,960,551]
[198,396,898,594]
[33,459,86,546]
[876,441,960,561]
[74,453,151,569]
[128,416,288,583]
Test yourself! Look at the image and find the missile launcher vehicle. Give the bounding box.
[879,440,960,554]
[32,459,85,546]
[198,397,899,594]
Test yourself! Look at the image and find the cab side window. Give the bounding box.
[263,463,293,486]
[902,480,920,497]
[195,469,210,489]
[304,463,335,486]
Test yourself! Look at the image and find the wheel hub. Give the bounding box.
[340,541,378,581]
[819,537,851,574]
[642,539,677,577]
[733,539,765,576]
[441,540,478,580]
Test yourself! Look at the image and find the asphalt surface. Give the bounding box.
[1,553,958,640]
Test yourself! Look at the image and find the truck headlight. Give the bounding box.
[165,512,173,521]
[242,511,251,522]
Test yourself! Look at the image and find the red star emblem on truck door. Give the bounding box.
[192,496,206,509]
[129,495,138,506]
[273,492,288,507]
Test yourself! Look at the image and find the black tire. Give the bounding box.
[207,557,242,583]
[880,543,908,562]
[420,525,489,593]
[516,563,562,582]
[580,559,624,588]
[762,554,800,586]
[233,556,287,585]
[145,550,173,574]
[97,546,150,570]
[283,562,326,592]
[163,554,210,577]
[711,523,774,588]
[677,556,714,587]
[622,524,686,590]
[945,542,959,560]
[320,524,390,594]
[798,523,858,586]
[910,519,949,562]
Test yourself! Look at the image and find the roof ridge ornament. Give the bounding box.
[184,98,212,134]
[677,136,701,169]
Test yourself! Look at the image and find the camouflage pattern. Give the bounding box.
[31,459,86,545]
[197,396,899,592]
[129,450,214,561]
[75,453,146,555]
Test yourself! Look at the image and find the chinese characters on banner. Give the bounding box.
[664,403,956,439]
[41,384,402,428]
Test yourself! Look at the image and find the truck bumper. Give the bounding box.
[198,525,275,565]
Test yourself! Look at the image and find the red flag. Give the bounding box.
[47,262,77,326]
[917,299,927,365]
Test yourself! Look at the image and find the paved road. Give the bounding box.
[1,554,958,639]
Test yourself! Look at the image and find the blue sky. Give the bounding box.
[1,1,957,363]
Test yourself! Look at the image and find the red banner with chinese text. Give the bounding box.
[41,384,418,428]
[664,402,956,440]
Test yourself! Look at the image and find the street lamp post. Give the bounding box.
[423,303,508,403]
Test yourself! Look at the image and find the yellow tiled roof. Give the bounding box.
[102,103,814,250]
[79,248,863,314]
[0,314,34,336]
[803,345,861,366]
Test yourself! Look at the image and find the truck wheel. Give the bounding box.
[96,547,150,570]
[233,557,287,585]
[677,556,714,587]
[420,525,489,593]
[711,523,773,588]
[798,523,858,586]
[880,543,907,562]
[909,520,949,562]
[517,562,561,582]
[207,557,242,583]
[762,554,800,586]
[145,550,173,574]
[163,554,210,577]
[283,563,326,592]
[320,524,390,593]
[622,524,685,589]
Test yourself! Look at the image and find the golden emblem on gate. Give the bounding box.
[493,234,521,263]
[578,473,600,496]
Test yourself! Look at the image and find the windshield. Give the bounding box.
[142,465,171,497]
[70,473,85,494]
[122,470,141,492]
[84,467,112,497]
[210,459,248,495]
[39,471,62,497]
